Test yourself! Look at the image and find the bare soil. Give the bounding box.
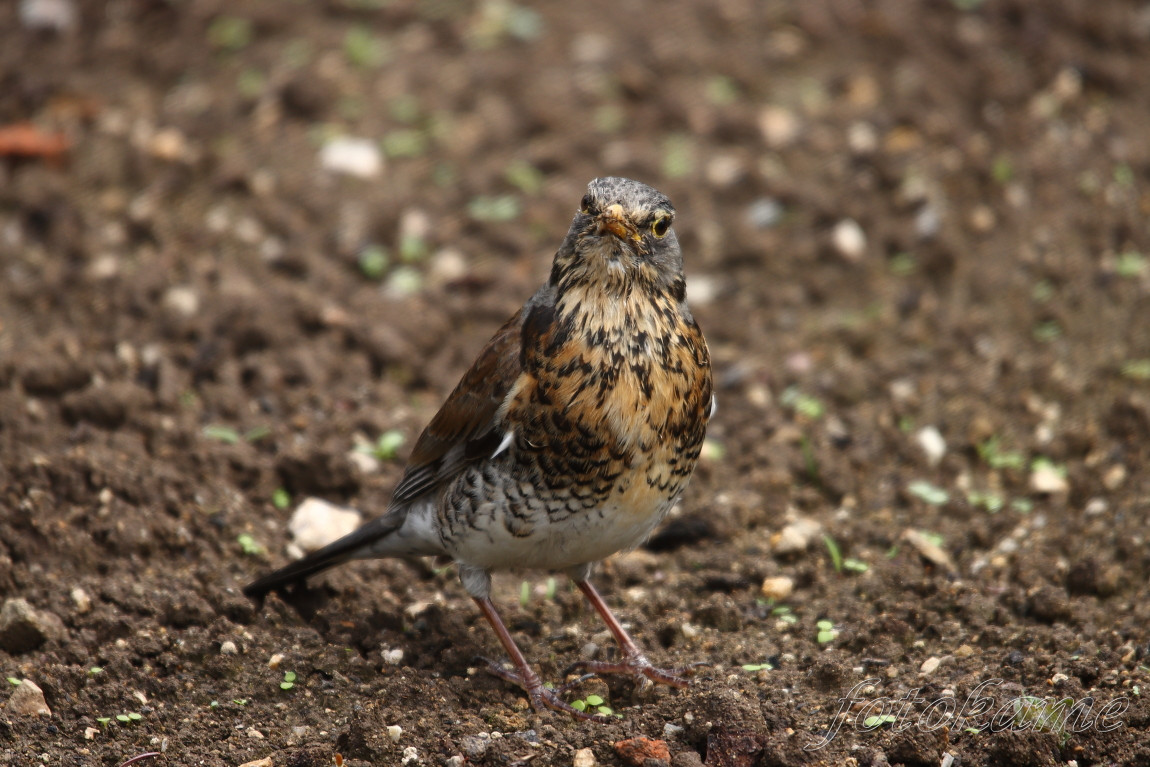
[2,1,1149,765]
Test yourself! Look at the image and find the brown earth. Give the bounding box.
[2,0,1150,765]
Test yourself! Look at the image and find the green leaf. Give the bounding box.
[89,667,103,676]
[584,694,604,706]
[237,533,264,556]
[468,195,521,222]
[6,677,20,686]
[203,425,241,444]
[571,699,587,711]
[843,558,869,573]
[908,480,949,505]
[823,535,843,573]
[272,487,291,510]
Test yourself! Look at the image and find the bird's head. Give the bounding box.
[551,177,685,300]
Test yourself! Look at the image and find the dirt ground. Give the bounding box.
[2,0,1150,765]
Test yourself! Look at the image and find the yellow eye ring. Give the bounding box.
[651,215,671,238]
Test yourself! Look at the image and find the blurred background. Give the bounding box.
[1,1,1148,765]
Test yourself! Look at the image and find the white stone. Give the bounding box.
[320,137,383,179]
[760,576,795,602]
[916,426,947,467]
[573,747,597,767]
[831,218,866,261]
[70,587,92,614]
[288,498,362,553]
[773,517,822,555]
[219,640,238,655]
[387,725,403,742]
[162,286,200,318]
[1030,464,1069,494]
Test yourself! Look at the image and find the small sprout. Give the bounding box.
[272,487,291,510]
[843,558,869,573]
[209,700,220,709]
[128,712,142,721]
[208,16,253,52]
[705,76,739,106]
[699,438,726,462]
[504,160,544,195]
[570,694,619,717]
[203,424,241,444]
[1115,251,1147,278]
[967,490,1004,513]
[1030,456,1066,477]
[237,533,264,556]
[823,535,843,573]
[662,134,696,179]
[344,25,389,68]
[389,95,421,124]
[399,233,429,263]
[358,245,390,279]
[280,671,297,691]
[908,480,949,506]
[1031,279,1054,302]
[741,662,773,672]
[863,714,898,728]
[888,252,916,276]
[816,619,839,644]
[233,698,248,706]
[89,667,103,676]
[6,677,20,686]
[544,576,558,601]
[978,437,1026,470]
[780,386,825,419]
[1011,498,1034,513]
[96,717,112,726]
[244,425,271,442]
[1121,359,1150,381]
[362,430,405,460]
[1114,163,1135,187]
[898,416,915,433]
[1033,321,1061,342]
[964,726,981,734]
[467,195,521,222]
[519,581,530,608]
[382,130,429,159]
[116,714,132,724]
[991,154,1014,184]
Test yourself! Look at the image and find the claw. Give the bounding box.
[478,657,612,722]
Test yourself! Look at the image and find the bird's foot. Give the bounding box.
[566,654,708,689]
[478,657,611,722]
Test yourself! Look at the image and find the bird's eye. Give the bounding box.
[580,194,595,214]
[651,214,672,238]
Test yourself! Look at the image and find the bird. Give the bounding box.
[244,176,714,721]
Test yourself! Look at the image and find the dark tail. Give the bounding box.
[243,510,407,598]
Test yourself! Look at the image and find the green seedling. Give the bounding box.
[741,662,773,672]
[202,425,241,444]
[977,437,1025,470]
[6,678,19,686]
[468,195,520,222]
[816,619,838,644]
[358,245,390,279]
[780,386,825,419]
[89,667,103,676]
[280,671,297,691]
[115,712,143,725]
[237,534,264,556]
[1122,359,1150,380]
[967,490,1004,513]
[272,487,291,510]
[908,480,949,505]
[863,714,897,728]
[360,430,405,460]
[1115,251,1147,278]
[823,535,843,572]
[570,694,619,718]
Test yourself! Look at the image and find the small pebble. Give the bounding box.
[1102,465,1126,490]
[916,426,947,467]
[1084,498,1108,516]
[70,587,92,614]
[663,723,685,739]
[831,219,866,261]
[320,137,383,179]
[401,746,420,765]
[745,198,782,230]
[4,680,52,717]
[915,204,941,239]
[288,498,362,553]
[772,517,822,555]
[84,727,99,740]
[237,759,273,767]
[900,529,955,571]
[847,122,878,155]
[267,653,284,669]
[382,648,404,665]
[573,747,597,767]
[760,576,794,602]
[219,640,238,655]
[758,106,801,148]
[246,727,265,739]
[162,286,200,318]
[387,725,403,742]
[680,622,700,639]
[19,0,76,31]
[919,656,942,675]
[1029,464,1069,494]
[461,735,489,759]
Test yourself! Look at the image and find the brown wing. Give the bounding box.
[389,290,546,505]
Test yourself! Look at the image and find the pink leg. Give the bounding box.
[473,596,608,722]
[568,580,701,688]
